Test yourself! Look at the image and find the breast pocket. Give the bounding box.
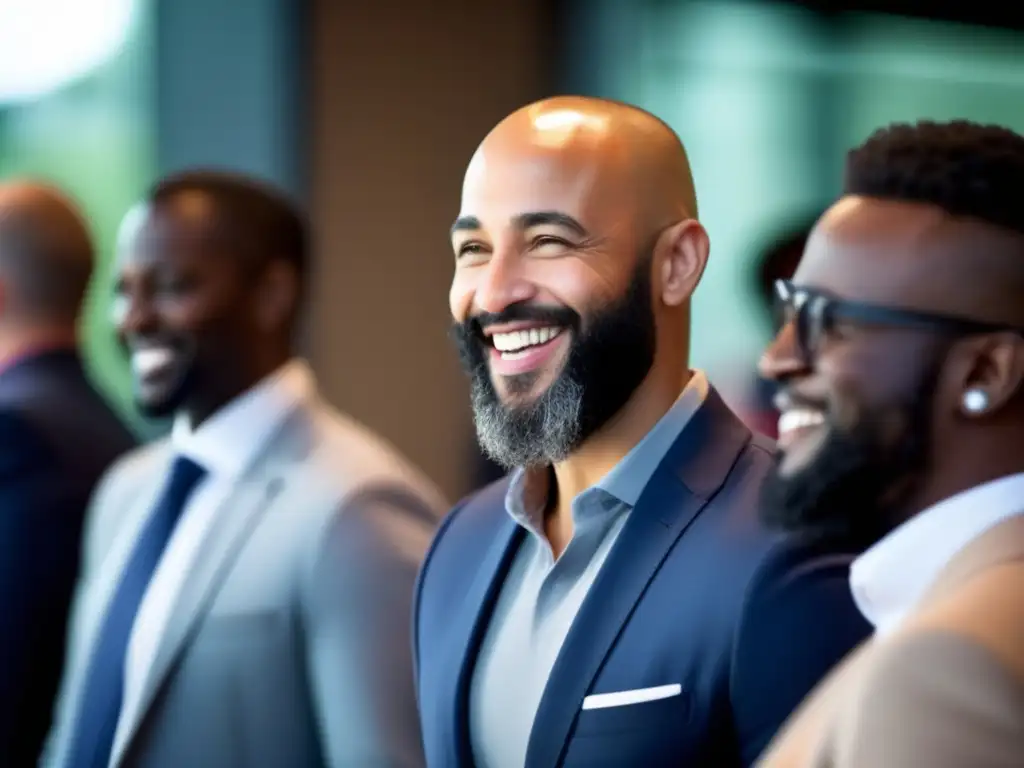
[565,689,692,767]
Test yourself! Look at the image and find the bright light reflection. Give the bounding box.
[0,0,136,105]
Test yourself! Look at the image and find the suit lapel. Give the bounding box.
[53,454,171,763]
[436,482,525,766]
[525,389,752,768]
[109,469,288,766]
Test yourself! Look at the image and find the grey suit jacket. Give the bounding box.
[43,394,447,768]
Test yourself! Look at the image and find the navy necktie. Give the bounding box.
[66,456,206,768]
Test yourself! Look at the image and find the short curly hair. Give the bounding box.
[149,169,308,283]
[844,120,1024,235]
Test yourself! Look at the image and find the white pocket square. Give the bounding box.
[581,683,682,710]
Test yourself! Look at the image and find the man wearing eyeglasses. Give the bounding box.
[757,120,1024,767]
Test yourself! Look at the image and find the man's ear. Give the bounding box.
[657,219,709,308]
[952,333,1024,418]
[253,260,299,332]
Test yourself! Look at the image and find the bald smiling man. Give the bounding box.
[413,97,871,767]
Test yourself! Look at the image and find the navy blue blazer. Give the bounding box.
[414,388,870,767]
[0,349,136,766]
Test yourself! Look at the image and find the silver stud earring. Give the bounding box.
[963,388,989,414]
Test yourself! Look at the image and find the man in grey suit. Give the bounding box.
[43,171,446,768]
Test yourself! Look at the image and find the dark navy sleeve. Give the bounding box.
[0,409,78,762]
[729,538,872,765]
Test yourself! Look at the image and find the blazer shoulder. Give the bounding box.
[727,428,778,491]
[101,438,171,489]
[837,628,1024,767]
[418,477,511,576]
[440,477,512,536]
[911,560,1024,682]
[79,439,172,574]
[295,402,449,514]
[414,477,511,635]
[90,439,170,522]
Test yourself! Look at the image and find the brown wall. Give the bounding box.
[309,1,553,500]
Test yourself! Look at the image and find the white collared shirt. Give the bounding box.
[109,359,312,762]
[850,472,1024,636]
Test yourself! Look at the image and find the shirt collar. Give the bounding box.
[171,358,313,478]
[504,370,709,530]
[850,471,1024,635]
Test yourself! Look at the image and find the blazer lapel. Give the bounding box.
[109,472,287,766]
[434,483,525,767]
[53,455,172,763]
[525,389,752,768]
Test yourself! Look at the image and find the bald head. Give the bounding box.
[0,182,93,325]
[466,96,697,227]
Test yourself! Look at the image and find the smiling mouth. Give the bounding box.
[481,323,571,378]
[131,346,178,380]
[777,408,826,448]
[489,325,565,359]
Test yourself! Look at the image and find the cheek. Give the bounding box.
[449,270,474,321]
[109,295,130,333]
[159,301,207,335]
[812,350,874,430]
[820,342,927,431]
[520,259,620,315]
[158,292,243,343]
[448,256,625,321]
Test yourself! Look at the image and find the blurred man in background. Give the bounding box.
[758,120,1024,767]
[44,171,445,768]
[415,96,869,768]
[0,182,136,766]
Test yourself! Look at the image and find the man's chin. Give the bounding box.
[492,375,550,405]
[774,449,816,483]
[134,385,186,421]
[760,443,901,549]
[135,399,177,421]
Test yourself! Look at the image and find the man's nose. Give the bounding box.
[759,322,809,383]
[473,253,536,315]
[116,293,159,337]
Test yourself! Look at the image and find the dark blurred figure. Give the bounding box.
[0,182,136,766]
[742,218,815,439]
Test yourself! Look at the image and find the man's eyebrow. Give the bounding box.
[512,211,589,237]
[450,215,481,236]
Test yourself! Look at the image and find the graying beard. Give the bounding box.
[470,374,584,470]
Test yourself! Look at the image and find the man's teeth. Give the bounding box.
[778,409,826,436]
[132,348,175,377]
[491,326,561,354]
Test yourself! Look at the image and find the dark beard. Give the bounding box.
[760,361,939,549]
[450,256,656,470]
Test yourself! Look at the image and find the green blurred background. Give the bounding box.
[4,0,1024,490]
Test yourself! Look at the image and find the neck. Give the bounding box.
[0,325,77,368]
[894,428,1024,528]
[545,364,690,552]
[184,353,290,429]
